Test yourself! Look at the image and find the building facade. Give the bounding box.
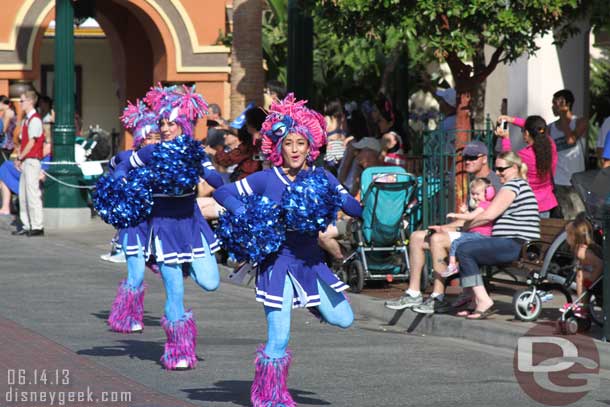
[0,0,233,146]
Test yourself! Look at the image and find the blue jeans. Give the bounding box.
[449,232,488,258]
[456,237,522,288]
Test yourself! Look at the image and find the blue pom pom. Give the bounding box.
[94,167,154,228]
[216,194,285,263]
[281,167,344,232]
[150,135,207,194]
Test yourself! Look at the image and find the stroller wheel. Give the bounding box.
[557,316,580,335]
[589,294,604,327]
[512,290,542,322]
[336,267,348,284]
[347,260,365,293]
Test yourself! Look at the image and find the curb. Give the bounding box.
[218,264,610,370]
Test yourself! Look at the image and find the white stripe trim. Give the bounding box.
[236,180,245,195]
[131,152,145,167]
[242,178,254,195]
[273,167,290,185]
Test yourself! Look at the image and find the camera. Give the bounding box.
[252,153,264,161]
[500,120,508,131]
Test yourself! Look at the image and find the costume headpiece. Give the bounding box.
[260,93,326,166]
[144,83,208,137]
[120,99,159,147]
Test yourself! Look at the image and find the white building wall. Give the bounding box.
[485,21,590,151]
[36,37,121,137]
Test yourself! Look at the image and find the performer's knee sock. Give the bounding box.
[160,263,185,322]
[316,279,353,328]
[264,276,293,358]
[189,236,219,291]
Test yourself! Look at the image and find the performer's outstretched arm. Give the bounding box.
[201,156,223,189]
[213,171,266,215]
[326,171,362,218]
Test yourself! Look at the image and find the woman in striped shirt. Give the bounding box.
[455,151,540,319]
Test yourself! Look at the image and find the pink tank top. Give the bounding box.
[470,200,493,236]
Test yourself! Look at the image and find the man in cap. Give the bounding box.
[384,139,500,314]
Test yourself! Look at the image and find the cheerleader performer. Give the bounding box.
[107,101,160,334]
[113,85,223,370]
[213,94,362,406]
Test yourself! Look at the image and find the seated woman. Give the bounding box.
[456,151,540,319]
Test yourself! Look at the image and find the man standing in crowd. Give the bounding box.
[548,89,588,219]
[12,91,44,236]
[385,140,500,314]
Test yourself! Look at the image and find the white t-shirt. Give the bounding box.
[549,117,585,186]
[598,116,610,150]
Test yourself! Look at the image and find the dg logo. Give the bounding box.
[513,322,600,405]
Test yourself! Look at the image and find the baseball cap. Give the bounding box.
[462,140,488,157]
[435,88,456,108]
[603,132,610,160]
[352,137,381,153]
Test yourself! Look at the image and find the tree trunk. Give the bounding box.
[231,0,265,119]
[472,47,487,129]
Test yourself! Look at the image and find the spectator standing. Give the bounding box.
[548,89,588,219]
[496,115,558,218]
[338,108,369,192]
[12,91,45,236]
[323,99,347,173]
[0,95,16,163]
[597,115,610,163]
[205,103,229,150]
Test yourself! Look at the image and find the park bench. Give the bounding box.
[484,218,569,286]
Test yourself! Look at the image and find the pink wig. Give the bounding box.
[120,99,159,147]
[144,83,208,137]
[260,93,327,166]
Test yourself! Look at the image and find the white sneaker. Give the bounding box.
[175,359,190,370]
[100,252,126,263]
[130,323,143,333]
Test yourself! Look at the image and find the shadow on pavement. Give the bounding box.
[91,310,162,327]
[183,380,330,406]
[77,339,177,367]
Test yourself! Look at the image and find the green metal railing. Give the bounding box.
[421,116,495,229]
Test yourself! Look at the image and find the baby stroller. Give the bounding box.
[557,272,603,334]
[512,169,607,324]
[340,166,417,292]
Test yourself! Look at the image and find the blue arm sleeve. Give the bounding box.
[213,171,267,215]
[108,150,132,173]
[202,157,224,189]
[326,170,362,218]
[113,144,155,179]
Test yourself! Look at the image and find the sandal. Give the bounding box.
[466,306,497,320]
[456,308,474,317]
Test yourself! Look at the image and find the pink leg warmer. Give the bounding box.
[160,311,198,370]
[251,345,295,407]
[107,280,145,333]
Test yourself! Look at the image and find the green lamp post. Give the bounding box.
[287,0,313,101]
[44,0,90,227]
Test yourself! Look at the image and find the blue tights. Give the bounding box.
[124,235,145,289]
[264,276,353,359]
[159,236,220,322]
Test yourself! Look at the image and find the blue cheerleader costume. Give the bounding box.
[114,144,223,263]
[214,166,362,309]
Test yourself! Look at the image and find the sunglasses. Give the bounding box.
[495,165,513,173]
[463,155,483,162]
